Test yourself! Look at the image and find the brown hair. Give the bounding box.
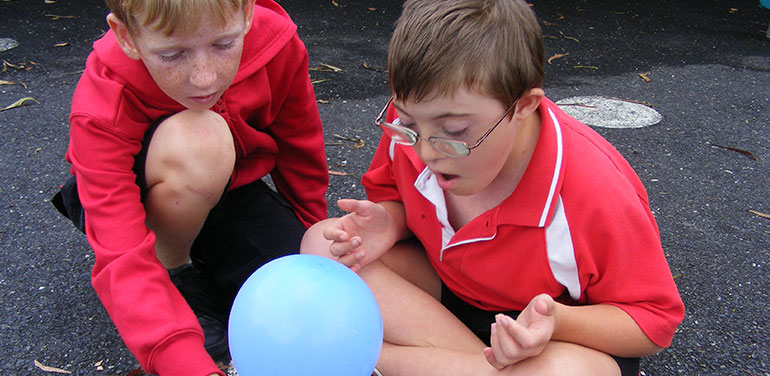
[105,0,249,36]
[388,0,545,106]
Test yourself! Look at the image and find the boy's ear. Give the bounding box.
[513,88,545,121]
[243,0,255,31]
[106,13,141,61]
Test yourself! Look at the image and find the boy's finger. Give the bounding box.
[483,347,505,370]
[494,316,523,357]
[503,317,541,350]
[335,251,360,268]
[337,198,364,213]
[322,226,348,242]
[498,314,523,338]
[490,323,516,366]
[488,325,505,367]
[328,240,355,257]
[339,198,383,218]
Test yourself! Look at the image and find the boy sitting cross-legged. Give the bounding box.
[53,0,328,375]
[301,0,684,375]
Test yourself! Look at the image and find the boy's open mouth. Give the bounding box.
[435,172,459,189]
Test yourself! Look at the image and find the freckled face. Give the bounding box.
[126,9,250,111]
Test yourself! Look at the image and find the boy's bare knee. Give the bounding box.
[300,219,335,257]
[159,110,234,166]
[507,342,620,376]
[145,110,235,194]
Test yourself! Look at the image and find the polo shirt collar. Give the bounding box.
[499,98,566,228]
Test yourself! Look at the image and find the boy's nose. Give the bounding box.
[189,58,216,89]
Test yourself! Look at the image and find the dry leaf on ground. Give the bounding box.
[333,133,365,148]
[559,30,579,43]
[1,97,40,112]
[320,63,342,72]
[33,360,72,374]
[45,14,75,20]
[0,79,26,88]
[310,63,343,72]
[547,53,568,64]
[362,61,386,72]
[710,144,758,161]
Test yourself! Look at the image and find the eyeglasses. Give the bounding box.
[374,96,518,157]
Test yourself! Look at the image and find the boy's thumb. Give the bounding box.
[534,294,555,316]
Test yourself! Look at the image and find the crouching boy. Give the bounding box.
[53,0,328,375]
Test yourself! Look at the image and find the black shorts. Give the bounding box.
[52,117,306,305]
[440,284,640,376]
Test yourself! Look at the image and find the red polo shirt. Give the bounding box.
[362,98,684,348]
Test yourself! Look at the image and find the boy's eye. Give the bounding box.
[399,122,420,135]
[214,41,235,50]
[443,128,469,139]
[158,51,182,62]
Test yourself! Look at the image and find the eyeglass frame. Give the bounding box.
[374,95,520,157]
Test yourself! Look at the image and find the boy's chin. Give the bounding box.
[181,101,215,112]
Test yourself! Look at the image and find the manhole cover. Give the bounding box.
[0,38,19,52]
[555,95,662,129]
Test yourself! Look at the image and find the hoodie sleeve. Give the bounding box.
[68,72,222,376]
[259,34,329,227]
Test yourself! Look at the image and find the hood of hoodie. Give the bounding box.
[90,0,297,110]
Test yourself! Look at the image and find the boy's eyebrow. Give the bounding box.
[391,102,473,120]
[147,28,244,51]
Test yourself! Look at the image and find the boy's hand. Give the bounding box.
[483,294,555,369]
[323,199,398,272]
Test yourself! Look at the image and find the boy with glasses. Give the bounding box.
[301,0,683,375]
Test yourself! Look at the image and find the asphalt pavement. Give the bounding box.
[0,0,768,375]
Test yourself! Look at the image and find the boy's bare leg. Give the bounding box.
[143,110,235,268]
[301,226,479,350]
[358,241,486,352]
[380,340,619,376]
[361,242,620,376]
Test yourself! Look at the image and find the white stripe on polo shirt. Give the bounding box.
[545,196,581,300]
[539,108,564,227]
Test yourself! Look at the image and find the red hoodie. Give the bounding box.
[66,1,327,374]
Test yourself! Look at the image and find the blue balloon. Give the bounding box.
[229,254,383,376]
